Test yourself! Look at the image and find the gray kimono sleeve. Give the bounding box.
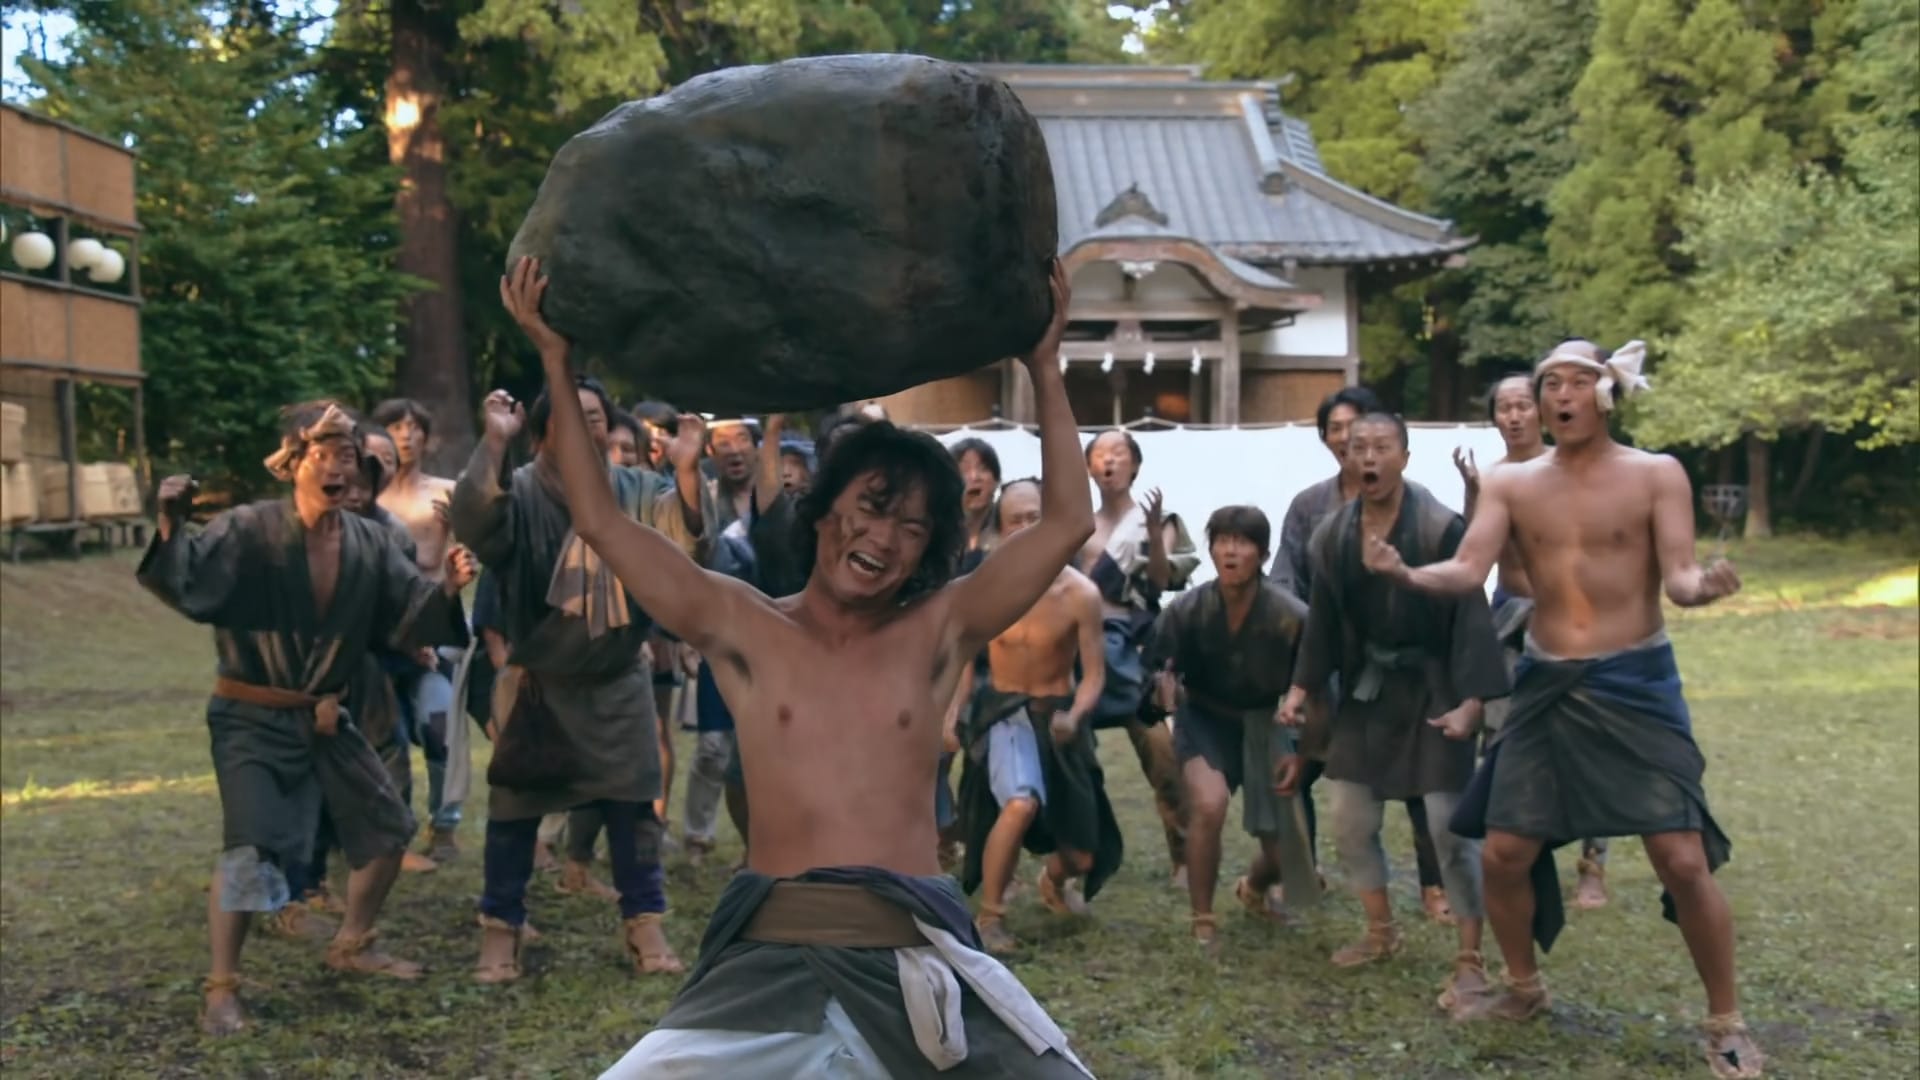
[1272,489,1316,602]
[449,439,517,569]
[135,505,255,625]
[1292,522,1343,691]
[637,468,714,566]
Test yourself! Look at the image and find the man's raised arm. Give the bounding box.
[501,257,746,655]
[1365,468,1511,596]
[949,263,1094,650]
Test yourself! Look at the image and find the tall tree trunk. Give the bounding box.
[1786,425,1825,511]
[1743,433,1773,538]
[1715,444,1737,484]
[1426,339,1465,421]
[1374,362,1410,416]
[388,0,473,474]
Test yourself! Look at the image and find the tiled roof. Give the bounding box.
[979,65,1473,266]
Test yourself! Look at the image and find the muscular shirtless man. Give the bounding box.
[372,398,465,863]
[952,477,1118,954]
[505,256,1094,1077]
[1459,374,1610,910]
[1366,340,1762,1078]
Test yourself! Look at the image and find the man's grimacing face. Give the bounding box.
[1086,430,1137,495]
[1322,403,1362,473]
[957,450,997,515]
[997,481,1041,538]
[295,436,359,512]
[1348,418,1409,502]
[1539,366,1605,443]
[1493,377,1541,451]
[1209,532,1262,587]
[709,423,755,485]
[387,413,426,468]
[813,469,932,606]
[607,425,641,468]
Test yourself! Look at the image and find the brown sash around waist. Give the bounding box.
[740,882,926,949]
[212,676,342,734]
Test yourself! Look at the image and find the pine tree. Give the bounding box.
[1547,0,1796,346]
[1413,0,1596,371]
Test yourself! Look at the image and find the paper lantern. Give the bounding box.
[10,231,54,271]
[89,248,126,284]
[67,238,105,272]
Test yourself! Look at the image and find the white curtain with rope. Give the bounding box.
[930,422,1510,590]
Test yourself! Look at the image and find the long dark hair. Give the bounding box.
[792,421,965,604]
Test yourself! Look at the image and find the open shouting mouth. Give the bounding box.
[848,551,887,579]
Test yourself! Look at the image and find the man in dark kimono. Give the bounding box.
[502,257,1093,1077]
[941,435,1003,869]
[1274,385,1453,923]
[1281,412,1509,1012]
[951,477,1122,954]
[1148,506,1316,952]
[139,400,473,1037]
[450,371,712,984]
[279,423,428,937]
[1459,373,1611,910]
[1369,341,1763,1077]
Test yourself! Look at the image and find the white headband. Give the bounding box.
[1535,340,1649,413]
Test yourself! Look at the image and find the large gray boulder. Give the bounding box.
[507,54,1058,412]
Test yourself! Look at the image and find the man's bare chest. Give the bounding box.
[1510,476,1652,557]
[307,537,342,619]
[999,590,1077,648]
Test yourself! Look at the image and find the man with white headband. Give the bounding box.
[1361,339,1763,1078]
[1456,372,1611,911]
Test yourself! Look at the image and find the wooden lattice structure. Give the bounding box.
[0,104,147,556]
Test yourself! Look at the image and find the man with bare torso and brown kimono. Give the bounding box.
[950,477,1120,954]
[1458,373,1610,910]
[372,398,466,865]
[139,401,473,1036]
[502,256,1095,1077]
[1366,340,1763,1078]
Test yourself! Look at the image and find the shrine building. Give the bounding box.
[876,64,1472,427]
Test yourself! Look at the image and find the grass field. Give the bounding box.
[1,534,1915,1078]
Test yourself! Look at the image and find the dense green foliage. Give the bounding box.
[18,0,412,495]
[5,0,1913,523]
[1153,0,1915,530]
[1413,0,1595,371]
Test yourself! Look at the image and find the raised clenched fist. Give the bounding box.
[1362,533,1407,581]
[156,474,198,520]
[483,390,524,446]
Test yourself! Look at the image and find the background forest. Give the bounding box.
[4,0,1914,533]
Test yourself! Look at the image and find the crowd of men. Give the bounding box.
[135,259,1762,1078]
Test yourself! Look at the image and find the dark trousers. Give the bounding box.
[1301,760,1442,890]
[481,800,664,925]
